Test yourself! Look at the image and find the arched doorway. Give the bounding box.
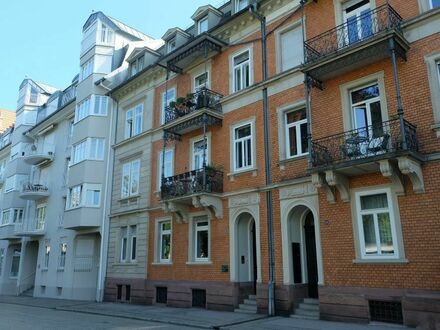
[288,206,319,298]
[236,212,257,293]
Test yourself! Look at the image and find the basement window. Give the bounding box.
[156,287,168,304]
[369,300,403,324]
[192,289,206,308]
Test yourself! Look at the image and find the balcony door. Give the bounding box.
[343,0,373,45]
[351,83,383,137]
[192,138,208,171]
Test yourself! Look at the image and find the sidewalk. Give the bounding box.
[0,295,410,330]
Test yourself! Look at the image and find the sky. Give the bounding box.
[0,0,223,111]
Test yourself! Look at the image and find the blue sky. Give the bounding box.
[0,0,221,111]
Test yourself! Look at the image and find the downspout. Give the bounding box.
[249,3,275,316]
[96,95,118,302]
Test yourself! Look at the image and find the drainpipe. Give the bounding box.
[96,96,118,302]
[249,3,275,316]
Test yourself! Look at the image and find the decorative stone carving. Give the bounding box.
[325,170,350,202]
[228,193,260,208]
[398,156,425,193]
[193,195,223,219]
[379,159,405,195]
[163,202,189,223]
[311,172,336,204]
[279,182,317,200]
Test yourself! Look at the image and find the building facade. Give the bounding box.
[0,109,15,134]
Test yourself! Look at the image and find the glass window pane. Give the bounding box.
[161,234,171,260]
[432,0,440,8]
[370,101,383,136]
[360,193,388,210]
[196,229,208,259]
[351,84,379,104]
[288,126,298,156]
[300,122,308,154]
[286,109,306,124]
[378,213,394,254]
[236,125,251,139]
[362,214,377,254]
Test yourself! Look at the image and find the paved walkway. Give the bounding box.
[0,295,411,330]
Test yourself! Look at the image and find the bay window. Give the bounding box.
[67,184,101,209]
[72,138,105,165]
[75,95,108,122]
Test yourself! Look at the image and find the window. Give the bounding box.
[285,109,308,158]
[4,174,28,193]
[130,226,137,261]
[232,50,251,92]
[29,86,38,104]
[167,37,176,53]
[100,23,114,44]
[343,0,372,45]
[72,138,105,164]
[1,209,24,225]
[194,218,209,261]
[131,56,145,76]
[356,190,398,258]
[192,138,208,170]
[161,88,176,124]
[120,227,128,262]
[236,0,248,11]
[158,149,174,189]
[125,104,143,139]
[119,225,138,263]
[85,187,101,207]
[198,16,209,34]
[279,25,303,72]
[194,72,209,91]
[44,243,50,269]
[81,58,94,81]
[121,159,140,198]
[430,0,440,8]
[36,206,46,230]
[233,123,253,171]
[69,185,82,209]
[59,243,67,269]
[10,249,20,278]
[159,221,171,262]
[75,95,108,122]
[68,120,75,145]
[0,248,4,275]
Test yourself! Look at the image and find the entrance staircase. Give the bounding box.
[291,298,320,320]
[20,286,34,297]
[234,294,257,314]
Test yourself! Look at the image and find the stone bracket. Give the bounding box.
[398,156,425,194]
[325,170,350,202]
[163,202,189,223]
[379,159,405,196]
[192,195,223,219]
[311,172,336,204]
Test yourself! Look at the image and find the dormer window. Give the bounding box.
[167,37,177,53]
[100,23,114,44]
[131,55,145,77]
[198,16,209,34]
[236,0,249,12]
[29,86,38,104]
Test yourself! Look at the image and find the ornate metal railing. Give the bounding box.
[161,166,223,200]
[310,118,418,168]
[164,87,223,124]
[22,183,49,194]
[304,4,402,64]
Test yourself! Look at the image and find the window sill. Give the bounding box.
[118,195,140,204]
[114,262,138,266]
[279,154,308,170]
[186,261,212,266]
[151,262,173,266]
[353,258,409,264]
[57,268,65,272]
[227,167,257,181]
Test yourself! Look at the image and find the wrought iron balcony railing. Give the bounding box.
[310,118,417,168]
[161,166,223,200]
[304,4,403,64]
[22,183,49,194]
[164,88,222,125]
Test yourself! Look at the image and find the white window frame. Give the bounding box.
[121,159,141,198]
[198,16,209,34]
[158,149,174,190]
[194,71,210,91]
[120,226,128,262]
[80,58,94,81]
[85,185,101,208]
[158,220,172,263]
[194,218,210,262]
[232,121,254,172]
[36,205,46,231]
[99,23,114,44]
[1,208,24,225]
[71,138,105,165]
[285,108,308,159]
[236,0,249,12]
[167,36,177,53]
[429,0,440,9]
[124,104,143,139]
[75,95,108,123]
[43,242,50,269]
[161,88,176,125]
[276,21,303,73]
[10,249,20,278]
[191,135,210,171]
[130,225,137,262]
[231,49,252,93]
[355,188,399,259]
[66,183,101,210]
[58,242,67,270]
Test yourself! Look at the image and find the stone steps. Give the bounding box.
[291,298,320,320]
[234,294,257,314]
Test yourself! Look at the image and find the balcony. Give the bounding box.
[163,88,223,135]
[15,219,45,237]
[303,4,408,81]
[161,166,224,222]
[0,223,22,240]
[23,144,55,166]
[309,118,424,202]
[63,207,101,230]
[19,183,50,200]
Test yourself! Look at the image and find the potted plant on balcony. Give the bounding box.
[169,93,195,117]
